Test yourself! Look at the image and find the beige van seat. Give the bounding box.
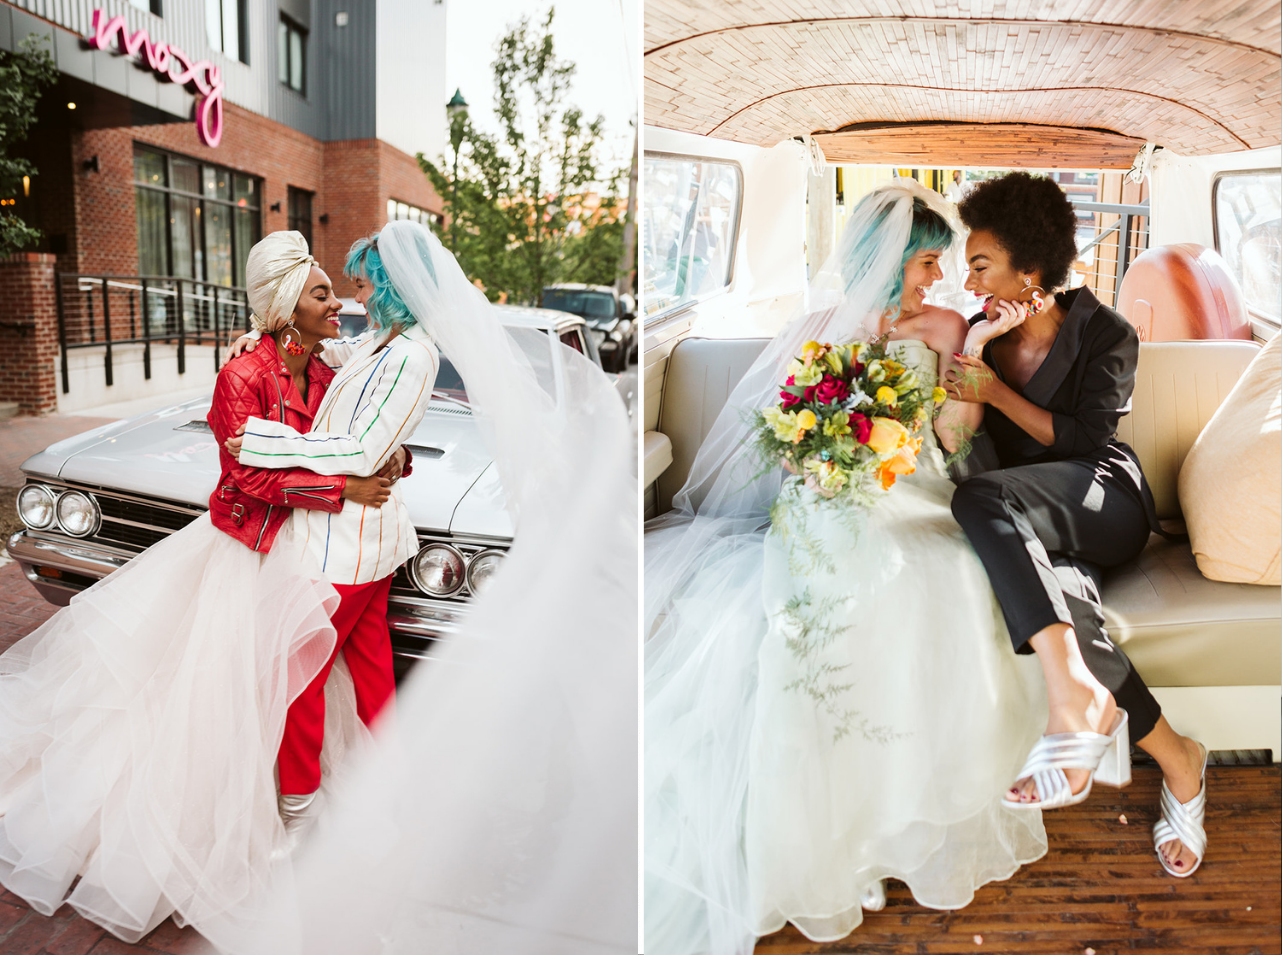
[653,336,1281,754]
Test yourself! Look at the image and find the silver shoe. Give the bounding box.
[1154,742,1208,878]
[275,790,320,859]
[860,879,886,912]
[1005,709,1131,811]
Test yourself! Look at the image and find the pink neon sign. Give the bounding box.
[87,9,224,148]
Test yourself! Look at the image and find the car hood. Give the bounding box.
[22,397,513,538]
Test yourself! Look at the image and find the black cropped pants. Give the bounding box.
[951,457,1163,742]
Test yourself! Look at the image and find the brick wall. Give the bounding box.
[0,254,59,415]
[65,104,440,298]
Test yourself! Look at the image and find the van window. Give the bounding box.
[642,156,742,321]
[1213,172,1281,324]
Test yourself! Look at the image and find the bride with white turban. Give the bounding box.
[0,231,395,948]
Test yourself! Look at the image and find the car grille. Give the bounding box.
[95,495,202,550]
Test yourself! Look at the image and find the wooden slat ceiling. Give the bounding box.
[644,1,1282,167]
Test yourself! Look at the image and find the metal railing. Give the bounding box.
[1068,199,1150,309]
[55,274,250,394]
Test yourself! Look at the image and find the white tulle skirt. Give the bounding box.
[0,515,362,948]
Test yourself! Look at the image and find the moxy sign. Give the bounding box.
[87,9,224,147]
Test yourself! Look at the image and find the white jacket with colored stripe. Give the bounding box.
[239,323,439,585]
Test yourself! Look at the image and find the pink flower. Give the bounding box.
[849,412,873,444]
[814,375,850,404]
[780,390,801,409]
[803,384,818,402]
[785,375,796,386]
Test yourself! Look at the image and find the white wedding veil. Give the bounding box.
[235,221,637,954]
[644,179,964,954]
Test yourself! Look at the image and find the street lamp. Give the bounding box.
[446,88,468,253]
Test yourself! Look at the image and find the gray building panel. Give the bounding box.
[318,0,375,141]
[90,43,128,97]
[0,4,13,50]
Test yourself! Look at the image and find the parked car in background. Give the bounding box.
[542,284,637,372]
[7,305,603,672]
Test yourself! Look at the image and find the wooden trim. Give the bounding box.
[813,124,1148,169]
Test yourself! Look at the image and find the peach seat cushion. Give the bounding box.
[1177,333,1281,585]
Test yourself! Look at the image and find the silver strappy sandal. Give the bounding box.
[1004,709,1131,811]
[1154,742,1208,878]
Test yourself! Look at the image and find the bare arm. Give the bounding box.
[910,309,983,454]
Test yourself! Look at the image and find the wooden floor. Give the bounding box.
[754,763,1280,955]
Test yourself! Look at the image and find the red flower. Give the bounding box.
[785,375,796,386]
[853,361,865,376]
[849,412,873,444]
[803,384,818,402]
[780,390,802,409]
[814,375,850,404]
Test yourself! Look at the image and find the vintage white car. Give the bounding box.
[8,305,599,669]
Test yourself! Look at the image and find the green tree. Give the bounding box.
[0,36,56,257]
[419,8,610,305]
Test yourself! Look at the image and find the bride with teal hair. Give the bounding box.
[644,178,1050,954]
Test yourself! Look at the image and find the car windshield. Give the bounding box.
[543,289,616,321]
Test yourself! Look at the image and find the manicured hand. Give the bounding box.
[963,298,1026,355]
[224,423,246,460]
[225,335,257,363]
[943,354,1002,403]
[342,475,392,507]
[376,447,406,484]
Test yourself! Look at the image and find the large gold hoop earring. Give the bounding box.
[1019,278,1047,316]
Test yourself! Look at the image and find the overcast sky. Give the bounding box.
[446,0,638,179]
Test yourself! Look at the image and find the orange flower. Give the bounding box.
[866,416,910,455]
[876,441,920,489]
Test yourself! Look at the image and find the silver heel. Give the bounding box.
[1094,710,1131,789]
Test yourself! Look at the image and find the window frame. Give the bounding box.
[1211,167,1282,336]
[287,186,314,252]
[641,151,745,331]
[132,143,262,288]
[278,13,307,95]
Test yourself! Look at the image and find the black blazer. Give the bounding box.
[976,286,1139,471]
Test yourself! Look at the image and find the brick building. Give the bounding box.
[0,0,445,413]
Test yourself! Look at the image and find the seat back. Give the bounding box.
[1117,340,1261,518]
[655,337,770,513]
[1116,244,1252,342]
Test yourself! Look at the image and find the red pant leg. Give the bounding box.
[277,577,392,794]
[338,574,396,727]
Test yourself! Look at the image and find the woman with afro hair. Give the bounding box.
[946,171,1208,879]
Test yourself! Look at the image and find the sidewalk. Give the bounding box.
[0,414,120,487]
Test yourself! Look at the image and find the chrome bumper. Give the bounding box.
[7,530,468,654]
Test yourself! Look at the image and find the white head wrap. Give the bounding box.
[245,231,317,332]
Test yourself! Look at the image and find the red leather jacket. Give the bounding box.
[206,337,349,553]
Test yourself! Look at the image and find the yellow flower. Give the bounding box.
[882,359,904,375]
[800,340,824,364]
[894,370,919,394]
[932,386,947,405]
[822,413,851,437]
[876,385,898,406]
[865,360,885,382]
[796,409,817,431]
[764,407,802,443]
[852,342,870,362]
[818,462,849,494]
[793,363,823,386]
[823,350,843,375]
[866,416,910,455]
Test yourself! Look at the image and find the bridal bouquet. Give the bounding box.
[752,339,947,499]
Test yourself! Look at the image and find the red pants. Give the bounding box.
[277,575,395,794]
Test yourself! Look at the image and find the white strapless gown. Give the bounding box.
[0,515,366,950]
[645,340,1049,954]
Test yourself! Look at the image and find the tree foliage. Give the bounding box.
[419,8,626,304]
[0,36,56,257]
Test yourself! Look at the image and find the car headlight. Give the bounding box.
[17,484,55,529]
[466,549,505,596]
[55,490,100,538]
[409,543,466,596]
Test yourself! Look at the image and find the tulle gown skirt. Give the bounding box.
[0,515,346,946]
[747,472,1049,941]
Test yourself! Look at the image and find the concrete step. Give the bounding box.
[0,403,20,421]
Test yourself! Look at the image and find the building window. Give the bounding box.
[205,0,247,63]
[129,0,163,15]
[1213,171,1282,326]
[133,144,261,288]
[387,199,441,228]
[278,15,307,94]
[288,187,314,251]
